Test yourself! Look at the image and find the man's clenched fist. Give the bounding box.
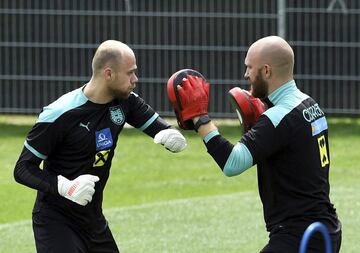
[154,128,187,152]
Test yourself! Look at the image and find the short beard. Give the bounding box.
[109,86,131,100]
[251,70,268,99]
[115,91,131,100]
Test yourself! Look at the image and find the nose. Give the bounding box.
[133,74,138,84]
[244,71,249,80]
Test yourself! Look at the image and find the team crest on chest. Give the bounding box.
[109,106,125,125]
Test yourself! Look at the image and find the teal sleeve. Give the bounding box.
[223,142,253,176]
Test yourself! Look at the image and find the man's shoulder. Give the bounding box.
[37,87,88,123]
[264,90,310,127]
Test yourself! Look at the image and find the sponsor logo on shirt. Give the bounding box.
[109,106,125,125]
[302,103,324,122]
[311,116,328,136]
[317,135,329,167]
[95,128,113,151]
[93,149,110,167]
[79,122,90,131]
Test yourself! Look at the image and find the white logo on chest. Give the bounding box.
[79,122,90,132]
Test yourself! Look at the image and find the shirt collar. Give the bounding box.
[268,80,297,105]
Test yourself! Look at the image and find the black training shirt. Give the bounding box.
[204,80,339,232]
[14,86,170,232]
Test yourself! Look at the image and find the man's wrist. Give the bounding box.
[192,116,200,124]
[194,115,211,132]
[197,120,218,138]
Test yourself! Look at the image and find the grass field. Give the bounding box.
[0,115,359,252]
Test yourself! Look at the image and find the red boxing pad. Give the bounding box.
[228,87,265,132]
[167,69,208,129]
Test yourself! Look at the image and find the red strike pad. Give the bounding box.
[167,69,207,129]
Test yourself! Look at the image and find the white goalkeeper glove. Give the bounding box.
[57,174,99,206]
[154,128,187,153]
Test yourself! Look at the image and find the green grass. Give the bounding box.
[0,115,359,252]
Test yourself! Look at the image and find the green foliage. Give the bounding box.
[0,116,359,252]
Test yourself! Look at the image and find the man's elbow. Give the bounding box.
[223,167,239,177]
[13,162,25,184]
[223,164,250,177]
[13,164,21,183]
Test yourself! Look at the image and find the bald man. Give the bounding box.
[184,36,342,252]
[14,40,187,253]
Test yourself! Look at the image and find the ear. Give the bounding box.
[263,64,271,78]
[104,67,113,81]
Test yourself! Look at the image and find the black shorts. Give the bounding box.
[33,212,120,253]
[260,221,342,253]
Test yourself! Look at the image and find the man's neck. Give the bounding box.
[83,79,113,104]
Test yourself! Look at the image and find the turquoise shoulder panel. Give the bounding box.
[264,82,309,127]
[37,87,88,123]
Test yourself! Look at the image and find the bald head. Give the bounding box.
[248,36,294,78]
[92,40,135,76]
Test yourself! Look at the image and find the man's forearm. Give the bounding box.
[192,117,234,170]
[14,147,58,195]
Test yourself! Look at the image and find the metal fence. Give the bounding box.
[0,0,359,117]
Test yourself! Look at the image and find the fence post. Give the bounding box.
[277,0,286,38]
